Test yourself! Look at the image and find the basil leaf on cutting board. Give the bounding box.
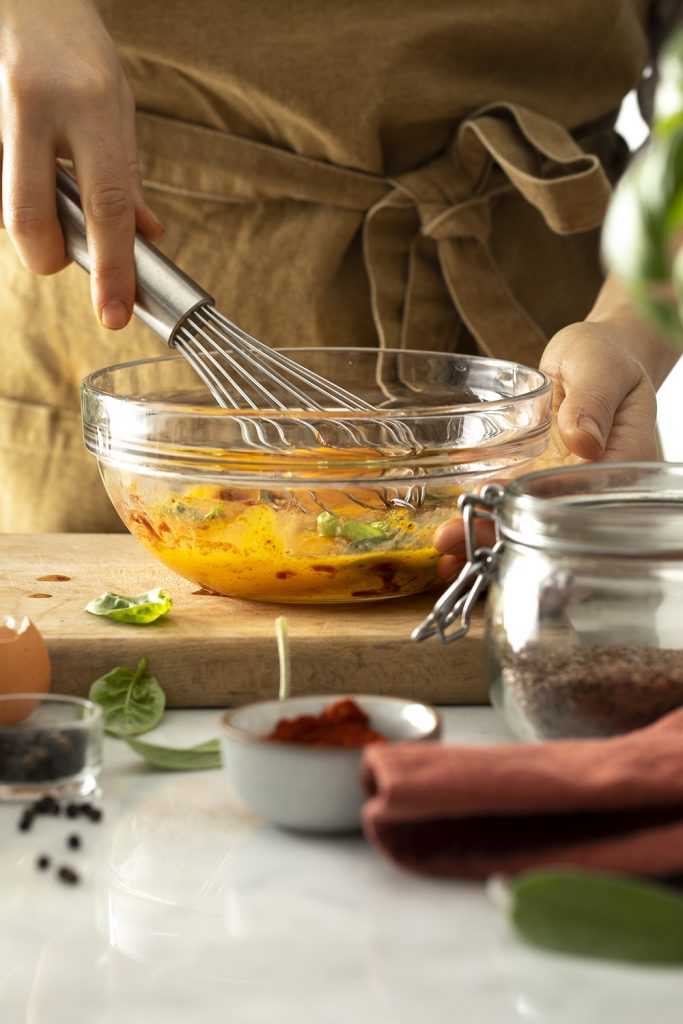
[85,588,172,624]
[504,869,683,965]
[126,737,222,771]
[89,658,166,736]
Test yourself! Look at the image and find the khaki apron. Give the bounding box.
[0,0,651,532]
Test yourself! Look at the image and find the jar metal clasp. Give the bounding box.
[412,482,505,644]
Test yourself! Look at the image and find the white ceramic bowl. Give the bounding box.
[219,694,440,833]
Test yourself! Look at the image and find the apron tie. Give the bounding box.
[364,102,613,362]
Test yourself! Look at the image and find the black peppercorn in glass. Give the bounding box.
[0,694,103,801]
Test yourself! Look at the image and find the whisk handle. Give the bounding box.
[55,165,213,343]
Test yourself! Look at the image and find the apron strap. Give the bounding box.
[364,102,613,362]
[136,110,387,211]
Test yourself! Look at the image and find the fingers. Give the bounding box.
[66,70,138,328]
[127,164,164,242]
[118,79,163,242]
[433,515,498,582]
[433,518,467,557]
[434,519,467,583]
[1,138,69,275]
[436,553,466,582]
[541,326,614,459]
[70,142,136,329]
[540,323,654,462]
[0,97,137,328]
[0,0,161,331]
[69,77,163,328]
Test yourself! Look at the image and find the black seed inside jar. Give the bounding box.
[0,728,88,782]
[496,643,683,738]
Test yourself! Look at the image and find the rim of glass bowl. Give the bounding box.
[0,693,102,732]
[80,348,552,485]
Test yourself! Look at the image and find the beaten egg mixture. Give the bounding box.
[115,484,448,603]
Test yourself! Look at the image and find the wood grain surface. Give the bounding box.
[1,534,487,707]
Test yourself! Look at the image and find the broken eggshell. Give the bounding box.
[0,616,51,724]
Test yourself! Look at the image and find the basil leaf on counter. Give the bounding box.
[89,657,166,737]
[504,869,683,964]
[85,588,172,624]
[126,737,221,771]
[89,659,219,771]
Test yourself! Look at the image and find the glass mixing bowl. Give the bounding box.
[81,348,552,604]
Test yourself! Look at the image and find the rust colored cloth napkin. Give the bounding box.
[361,708,683,879]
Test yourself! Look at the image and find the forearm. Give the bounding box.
[586,272,679,390]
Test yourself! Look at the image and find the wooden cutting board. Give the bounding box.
[1,534,487,707]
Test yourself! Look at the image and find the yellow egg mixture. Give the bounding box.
[117,485,445,602]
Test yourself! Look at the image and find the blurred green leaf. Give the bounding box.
[126,736,221,771]
[506,869,683,964]
[89,658,166,736]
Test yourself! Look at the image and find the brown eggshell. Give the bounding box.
[0,616,52,725]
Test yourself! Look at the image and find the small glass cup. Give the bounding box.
[0,694,103,801]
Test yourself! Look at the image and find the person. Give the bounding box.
[0,0,679,537]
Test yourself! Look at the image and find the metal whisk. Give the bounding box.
[56,166,425,510]
[56,166,379,418]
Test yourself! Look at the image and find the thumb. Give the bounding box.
[540,324,642,461]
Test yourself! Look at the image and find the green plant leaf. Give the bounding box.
[85,588,173,624]
[126,736,221,771]
[505,869,683,965]
[602,26,683,348]
[316,511,395,548]
[89,658,166,737]
[317,510,341,537]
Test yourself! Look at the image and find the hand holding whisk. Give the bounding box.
[56,166,381,417]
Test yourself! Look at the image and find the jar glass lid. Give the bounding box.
[500,462,683,555]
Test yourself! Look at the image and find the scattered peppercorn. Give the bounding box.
[18,811,34,832]
[36,855,51,871]
[57,866,79,886]
[87,806,103,822]
[33,795,61,816]
[65,802,80,818]
[66,834,81,850]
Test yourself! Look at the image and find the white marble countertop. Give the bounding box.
[1,707,680,1024]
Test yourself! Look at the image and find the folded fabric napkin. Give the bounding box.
[361,707,683,879]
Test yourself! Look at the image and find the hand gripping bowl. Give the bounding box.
[81,348,553,604]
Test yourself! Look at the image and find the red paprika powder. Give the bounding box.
[267,697,387,748]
